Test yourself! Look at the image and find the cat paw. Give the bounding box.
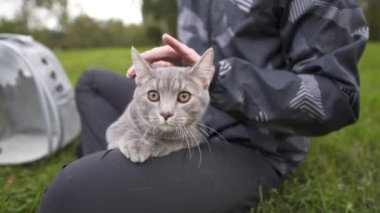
[119,142,151,163]
[129,149,150,163]
[107,142,118,149]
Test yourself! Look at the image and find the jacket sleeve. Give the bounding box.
[209,0,368,136]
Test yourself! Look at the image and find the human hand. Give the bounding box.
[127,34,215,81]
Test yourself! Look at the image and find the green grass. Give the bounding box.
[55,47,150,84]
[1,44,380,213]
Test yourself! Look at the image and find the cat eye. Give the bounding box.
[148,90,160,102]
[177,91,191,103]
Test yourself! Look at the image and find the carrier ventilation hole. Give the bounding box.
[56,84,63,92]
[41,57,48,65]
[50,71,57,80]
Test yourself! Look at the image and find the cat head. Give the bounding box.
[130,47,214,132]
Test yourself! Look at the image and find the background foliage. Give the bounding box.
[1,0,377,50]
[0,0,177,49]
[360,0,380,40]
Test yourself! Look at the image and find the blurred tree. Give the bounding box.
[16,0,68,31]
[358,0,368,9]
[65,15,102,48]
[349,0,379,40]
[50,15,154,49]
[0,18,28,34]
[2,0,378,48]
[365,0,380,40]
[0,0,174,48]
[142,0,177,44]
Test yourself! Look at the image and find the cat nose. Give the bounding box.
[160,112,173,121]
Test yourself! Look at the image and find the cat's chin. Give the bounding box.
[158,124,176,132]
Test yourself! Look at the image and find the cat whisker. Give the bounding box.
[130,121,148,131]
[198,127,209,138]
[139,124,153,145]
[180,125,192,159]
[185,125,202,168]
[182,125,194,159]
[191,126,212,154]
[175,117,187,124]
[174,126,181,139]
[148,119,161,126]
[196,123,228,144]
[131,118,144,123]
[131,120,145,125]
[130,118,148,126]
[152,125,157,143]
[131,117,150,126]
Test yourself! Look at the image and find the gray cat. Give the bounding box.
[106,47,214,163]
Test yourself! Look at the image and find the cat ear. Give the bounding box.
[131,47,154,84]
[188,48,214,88]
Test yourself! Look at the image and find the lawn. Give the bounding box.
[0,44,379,213]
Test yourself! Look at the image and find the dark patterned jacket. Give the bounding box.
[177,0,368,176]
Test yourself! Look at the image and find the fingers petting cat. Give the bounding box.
[127,33,214,81]
[161,33,201,66]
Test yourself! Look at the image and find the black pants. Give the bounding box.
[39,69,285,213]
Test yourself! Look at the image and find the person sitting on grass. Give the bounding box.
[39,0,368,212]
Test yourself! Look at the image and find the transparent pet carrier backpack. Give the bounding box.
[0,34,80,165]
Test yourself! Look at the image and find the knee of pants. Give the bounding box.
[74,69,101,112]
[75,69,102,92]
[75,68,108,102]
